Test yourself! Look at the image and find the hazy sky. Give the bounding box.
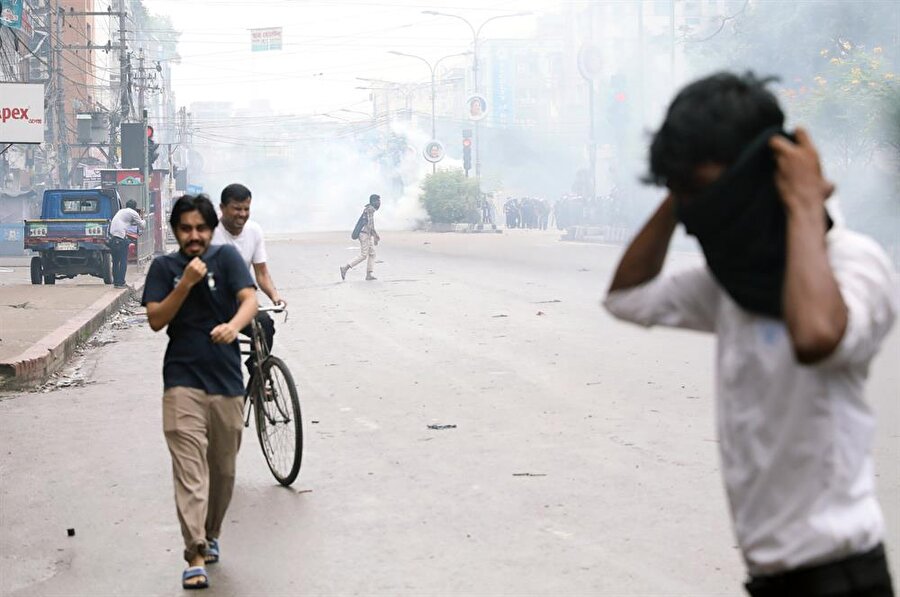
[142,0,559,115]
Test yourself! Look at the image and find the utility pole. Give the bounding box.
[138,48,148,209]
[113,0,128,167]
[53,1,69,187]
[28,0,54,187]
[54,5,127,169]
[588,3,597,201]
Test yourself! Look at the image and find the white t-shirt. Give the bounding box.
[604,227,898,576]
[109,207,145,239]
[211,220,267,270]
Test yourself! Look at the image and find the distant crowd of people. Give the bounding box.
[501,192,628,231]
[502,197,551,230]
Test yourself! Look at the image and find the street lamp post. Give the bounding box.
[421,10,532,182]
[388,50,471,173]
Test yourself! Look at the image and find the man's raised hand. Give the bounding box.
[769,127,835,214]
[181,257,208,288]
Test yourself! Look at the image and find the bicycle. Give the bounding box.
[240,304,303,486]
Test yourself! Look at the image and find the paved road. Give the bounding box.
[1,231,897,596]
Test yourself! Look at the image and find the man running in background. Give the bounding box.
[341,193,381,281]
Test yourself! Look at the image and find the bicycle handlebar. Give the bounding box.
[258,303,286,314]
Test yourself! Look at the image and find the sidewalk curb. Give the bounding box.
[0,282,143,390]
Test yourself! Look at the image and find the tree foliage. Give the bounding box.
[686,1,900,79]
[419,169,481,224]
[683,1,900,251]
[782,43,898,168]
[684,1,899,169]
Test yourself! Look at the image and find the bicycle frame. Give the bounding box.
[239,304,286,428]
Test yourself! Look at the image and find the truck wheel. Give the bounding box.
[101,252,113,285]
[43,273,56,285]
[30,257,43,285]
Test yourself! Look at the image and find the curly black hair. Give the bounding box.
[169,194,218,231]
[646,72,784,191]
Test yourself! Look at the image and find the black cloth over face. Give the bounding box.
[675,127,831,319]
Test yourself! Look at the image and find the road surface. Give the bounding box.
[2,230,897,596]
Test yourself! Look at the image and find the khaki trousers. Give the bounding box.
[347,232,375,273]
[162,386,243,562]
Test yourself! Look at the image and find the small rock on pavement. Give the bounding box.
[427,424,457,430]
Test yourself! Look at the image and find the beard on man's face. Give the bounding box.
[180,237,208,256]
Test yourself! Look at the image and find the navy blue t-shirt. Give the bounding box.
[141,244,255,397]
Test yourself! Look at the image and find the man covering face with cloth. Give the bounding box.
[604,72,897,596]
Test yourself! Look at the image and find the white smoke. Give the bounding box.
[193,118,442,233]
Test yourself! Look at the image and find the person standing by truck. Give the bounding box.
[108,199,145,289]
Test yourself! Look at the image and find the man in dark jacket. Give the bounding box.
[142,194,258,590]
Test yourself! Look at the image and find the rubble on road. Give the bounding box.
[33,299,144,394]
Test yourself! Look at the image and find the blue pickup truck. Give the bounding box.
[24,189,122,285]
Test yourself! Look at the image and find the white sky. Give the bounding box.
[142,0,562,115]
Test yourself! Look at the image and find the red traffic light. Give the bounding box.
[146,125,155,138]
[614,92,626,103]
[462,138,472,147]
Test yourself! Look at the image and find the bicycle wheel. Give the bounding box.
[254,356,303,486]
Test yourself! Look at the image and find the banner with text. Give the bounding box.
[0,83,45,144]
[251,27,282,52]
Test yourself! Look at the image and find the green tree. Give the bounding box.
[419,169,481,224]
[683,2,900,250]
[782,43,899,168]
[686,1,900,79]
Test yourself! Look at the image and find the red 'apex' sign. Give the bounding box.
[1,108,31,123]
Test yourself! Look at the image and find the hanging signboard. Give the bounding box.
[423,140,444,163]
[467,95,488,121]
[577,43,603,81]
[0,83,45,144]
[0,0,24,30]
[251,27,283,52]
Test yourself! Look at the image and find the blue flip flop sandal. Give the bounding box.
[204,539,219,564]
[182,566,209,590]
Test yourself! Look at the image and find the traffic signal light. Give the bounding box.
[147,125,160,169]
[462,129,472,173]
[121,123,144,169]
[608,73,628,137]
[611,72,627,103]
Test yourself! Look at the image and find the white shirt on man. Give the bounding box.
[604,227,898,576]
[109,207,145,239]
[211,220,267,270]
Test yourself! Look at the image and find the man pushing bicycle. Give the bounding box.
[142,194,258,590]
[211,183,285,361]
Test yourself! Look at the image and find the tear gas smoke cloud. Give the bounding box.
[193,120,434,233]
